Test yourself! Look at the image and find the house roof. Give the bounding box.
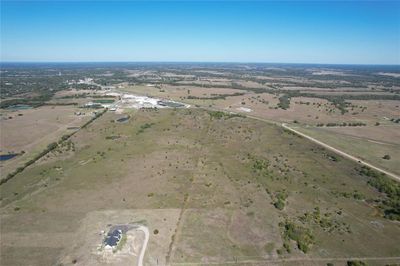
[104,229,122,247]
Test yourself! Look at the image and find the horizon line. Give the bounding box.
[1,61,400,66]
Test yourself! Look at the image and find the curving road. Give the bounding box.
[135,225,149,266]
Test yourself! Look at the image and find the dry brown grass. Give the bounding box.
[2,107,399,266]
[0,105,92,176]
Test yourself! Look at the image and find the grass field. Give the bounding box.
[0,105,93,176]
[119,84,400,180]
[294,125,400,176]
[1,108,400,265]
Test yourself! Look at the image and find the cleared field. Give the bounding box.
[121,84,247,101]
[1,108,399,265]
[293,125,400,176]
[0,105,93,176]
[120,84,399,126]
[57,209,180,266]
[212,96,399,126]
[121,83,400,179]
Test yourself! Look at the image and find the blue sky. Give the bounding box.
[1,1,399,64]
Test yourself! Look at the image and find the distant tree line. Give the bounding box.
[207,110,245,120]
[187,92,245,100]
[164,80,400,114]
[316,122,367,127]
[0,93,54,109]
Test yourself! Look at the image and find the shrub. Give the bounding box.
[277,94,290,110]
[359,166,400,220]
[281,220,314,253]
[208,111,244,120]
[273,191,288,210]
[274,199,285,210]
[47,142,58,151]
[283,242,291,253]
[137,123,155,134]
[347,260,366,266]
[382,154,391,160]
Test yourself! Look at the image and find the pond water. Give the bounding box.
[6,104,33,111]
[116,116,130,123]
[0,154,18,161]
[157,100,185,108]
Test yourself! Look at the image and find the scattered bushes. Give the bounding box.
[274,200,285,210]
[251,157,271,178]
[327,154,339,162]
[105,135,121,140]
[390,118,400,123]
[280,220,314,253]
[208,111,244,120]
[187,92,244,100]
[137,123,155,134]
[0,141,59,185]
[277,94,291,110]
[322,122,367,127]
[298,207,351,234]
[273,190,288,210]
[347,260,366,266]
[252,158,269,171]
[359,166,400,221]
[0,109,107,185]
[81,109,107,129]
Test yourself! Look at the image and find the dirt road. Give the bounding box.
[171,256,400,265]
[281,123,400,182]
[101,93,400,183]
[135,225,149,266]
[203,107,400,182]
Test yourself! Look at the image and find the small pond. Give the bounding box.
[6,104,33,111]
[116,116,130,123]
[157,100,185,108]
[0,154,18,161]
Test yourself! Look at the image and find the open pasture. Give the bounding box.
[1,108,399,265]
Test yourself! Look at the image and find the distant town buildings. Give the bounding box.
[66,77,94,85]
